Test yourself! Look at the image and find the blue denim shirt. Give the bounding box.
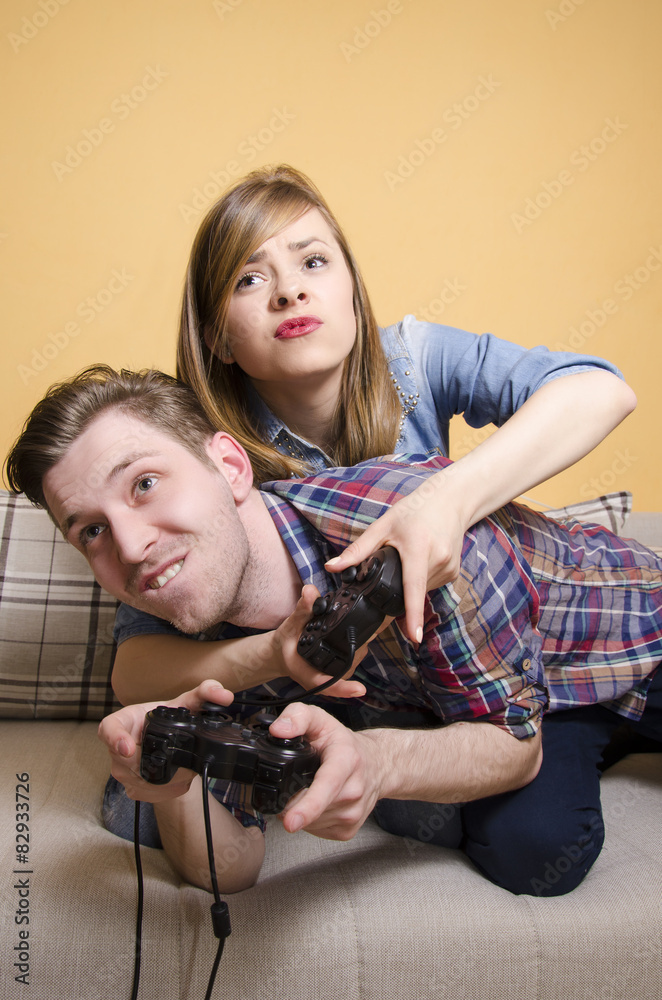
[114,316,621,644]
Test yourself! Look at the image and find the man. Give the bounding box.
[5,365,661,897]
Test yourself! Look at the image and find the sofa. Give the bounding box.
[1,488,661,1000]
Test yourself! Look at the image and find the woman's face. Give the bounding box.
[219,208,357,393]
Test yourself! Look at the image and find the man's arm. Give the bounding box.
[98,679,265,892]
[269,704,542,840]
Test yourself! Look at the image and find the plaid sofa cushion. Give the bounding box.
[538,491,632,533]
[0,490,119,719]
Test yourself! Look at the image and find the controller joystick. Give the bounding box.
[297,545,404,677]
[140,704,320,813]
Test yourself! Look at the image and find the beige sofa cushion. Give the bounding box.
[0,720,660,1000]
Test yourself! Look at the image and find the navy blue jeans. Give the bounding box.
[374,669,662,896]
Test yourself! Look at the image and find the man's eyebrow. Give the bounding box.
[245,236,331,265]
[60,450,154,537]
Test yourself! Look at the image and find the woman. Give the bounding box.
[111,164,635,705]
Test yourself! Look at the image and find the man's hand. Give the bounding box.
[97,679,234,803]
[269,704,543,842]
[271,584,375,698]
[269,703,384,840]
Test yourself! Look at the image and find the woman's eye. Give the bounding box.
[236,271,264,290]
[303,253,328,270]
[136,477,156,494]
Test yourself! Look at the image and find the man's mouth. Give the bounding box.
[147,559,184,590]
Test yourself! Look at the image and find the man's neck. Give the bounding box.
[233,489,304,629]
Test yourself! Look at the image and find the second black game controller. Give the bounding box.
[140,703,320,813]
[297,545,405,678]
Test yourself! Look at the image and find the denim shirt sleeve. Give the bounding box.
[382,315,623,432]
[113,600,188,644]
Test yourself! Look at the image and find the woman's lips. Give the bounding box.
[275,316,322,338]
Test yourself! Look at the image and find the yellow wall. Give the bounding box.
[2,0,660,508]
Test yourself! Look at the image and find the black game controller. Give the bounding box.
[297,545,405,678]
[140,703,320,813]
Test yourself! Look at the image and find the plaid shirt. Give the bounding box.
[258,455,662,740]
[213,455,662,826]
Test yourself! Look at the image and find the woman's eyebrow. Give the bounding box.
[245,236,331,265]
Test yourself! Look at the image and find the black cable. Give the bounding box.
[131,801,144,1000]
[201,762,231,1000]
[233,647,357,709]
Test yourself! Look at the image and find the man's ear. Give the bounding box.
[205,432,253,502]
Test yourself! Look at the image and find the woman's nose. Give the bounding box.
[272,272,310,309]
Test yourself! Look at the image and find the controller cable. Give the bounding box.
[129,636,358,998]
[234,631,358,709]
[130,764,231,1000]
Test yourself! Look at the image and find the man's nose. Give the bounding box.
[112,515,158,565]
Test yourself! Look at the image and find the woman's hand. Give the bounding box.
[325,371,637,643]
[325,468,467,643]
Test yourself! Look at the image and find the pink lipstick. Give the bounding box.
[275,315,322,339]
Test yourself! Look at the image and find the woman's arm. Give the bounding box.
[111,586,368,705]
[327,369,636,641]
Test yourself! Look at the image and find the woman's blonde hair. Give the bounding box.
[176,164,400,484]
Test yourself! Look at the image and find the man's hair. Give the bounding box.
[4,364,219,511]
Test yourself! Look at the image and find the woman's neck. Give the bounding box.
[251,373,343,453]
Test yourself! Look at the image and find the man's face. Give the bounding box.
[43,411,251,633]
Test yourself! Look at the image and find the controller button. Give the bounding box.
[202,701,226,716]
[358,556,378,582]
[340,566,358,584]
[268,735,302,749]
[256,762,285,782]
[312,596,330,616]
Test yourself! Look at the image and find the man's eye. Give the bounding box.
[82,524,105,544]
[136,477,156,494]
